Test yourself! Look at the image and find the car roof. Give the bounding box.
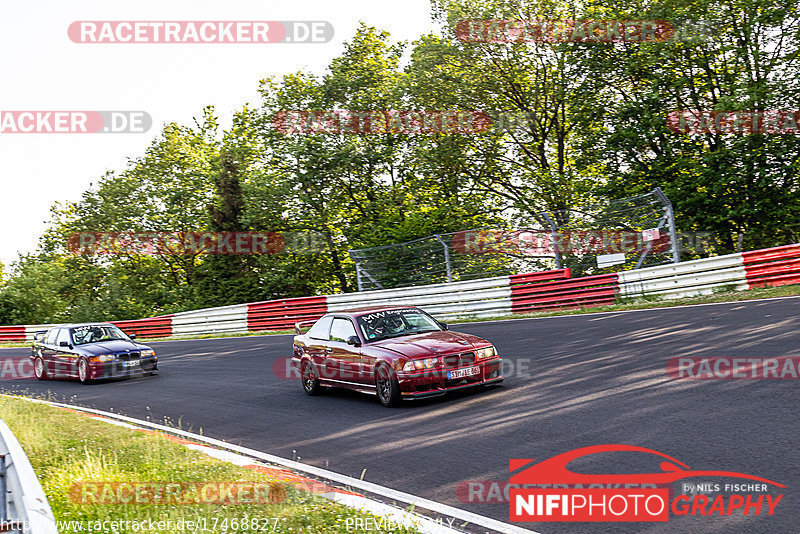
[333,305,423,317]
[50,323,116,330]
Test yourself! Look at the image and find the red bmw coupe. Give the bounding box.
[291,306,503,407]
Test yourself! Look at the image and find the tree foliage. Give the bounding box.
[1,0,798,324]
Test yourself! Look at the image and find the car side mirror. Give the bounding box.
[439,321,448,330]
[346,335,361,347]
[59,341,71,348]
[129,333,137,340]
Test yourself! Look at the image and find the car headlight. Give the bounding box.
[141,349,156,357]
[402,357,439,372]
[90,354,114,363]
[476,346,496,360]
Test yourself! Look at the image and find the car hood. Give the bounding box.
[370,330,487,359]
[79,340,151,355]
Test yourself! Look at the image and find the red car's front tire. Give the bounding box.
[301,360,322,396]
[375,365,402,407]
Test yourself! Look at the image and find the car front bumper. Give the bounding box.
[89,357,158,380]
[397,357,504,398]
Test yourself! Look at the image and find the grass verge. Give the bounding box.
[0,395,419,533]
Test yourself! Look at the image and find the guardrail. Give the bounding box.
[0,419,59,533]
[173,304,248,336]
[2,243,798,340]
[247,296,327,331]
[113,315,173,338]
[618,253,748,299]
[743,244,800,288]
[327,275,513,320]
[511,271,618,312]
[0,327,25,343]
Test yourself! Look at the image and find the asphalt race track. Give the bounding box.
[2,297,799,534]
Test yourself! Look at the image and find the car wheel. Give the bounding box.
[301,360,321,396]
[375,365,402,407]
[78,358,92,384]
[34,357,48,380]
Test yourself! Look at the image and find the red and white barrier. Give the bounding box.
[326,275,513,320]
[2,243,798,342]
[247,296,327,331]
[173,304,248,336]
[743,244,800,288]
[618,253,747,299]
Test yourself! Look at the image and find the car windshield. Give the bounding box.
[356,309,442,342]
[71,325,130,345]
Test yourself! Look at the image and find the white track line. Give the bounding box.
[10,396,540,534]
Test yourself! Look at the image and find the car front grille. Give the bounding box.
[442,351,477,368]
[118,351,140,361]
[443,355,460,368]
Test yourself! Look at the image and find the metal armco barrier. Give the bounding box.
[247,296,327,331]
[2,243,799,340]
[0,327,25,343]
[743,244,800,288]
[510,271,618,312]
[327,275,513,320]
[173,304,248,336]
[0,419,59,534]
[618,253,748,299]
[113,315,174,338]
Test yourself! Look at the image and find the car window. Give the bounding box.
[329,318,357,343]
[72,325,129,345]
[356,309,442,342]
[45,328,59,345]
[56,328,71,347]
[307,316,333,340]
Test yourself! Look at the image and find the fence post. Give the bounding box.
[435,235,453,283]
[539,212,563,269]
[653,187,681,264]
[353,256,364,292]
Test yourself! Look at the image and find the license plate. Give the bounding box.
[448,366,480,380]
[123,361,140,367]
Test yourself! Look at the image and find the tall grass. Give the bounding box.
[0,396,419,533]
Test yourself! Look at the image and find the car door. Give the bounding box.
[39,328,59,375]
[327,317,364,384]
[304,316,333,380]
[53,328,78,378]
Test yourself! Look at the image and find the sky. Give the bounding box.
[0,0,438,268]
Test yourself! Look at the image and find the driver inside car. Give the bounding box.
[384,315,405,334]
[88,327,106,343]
